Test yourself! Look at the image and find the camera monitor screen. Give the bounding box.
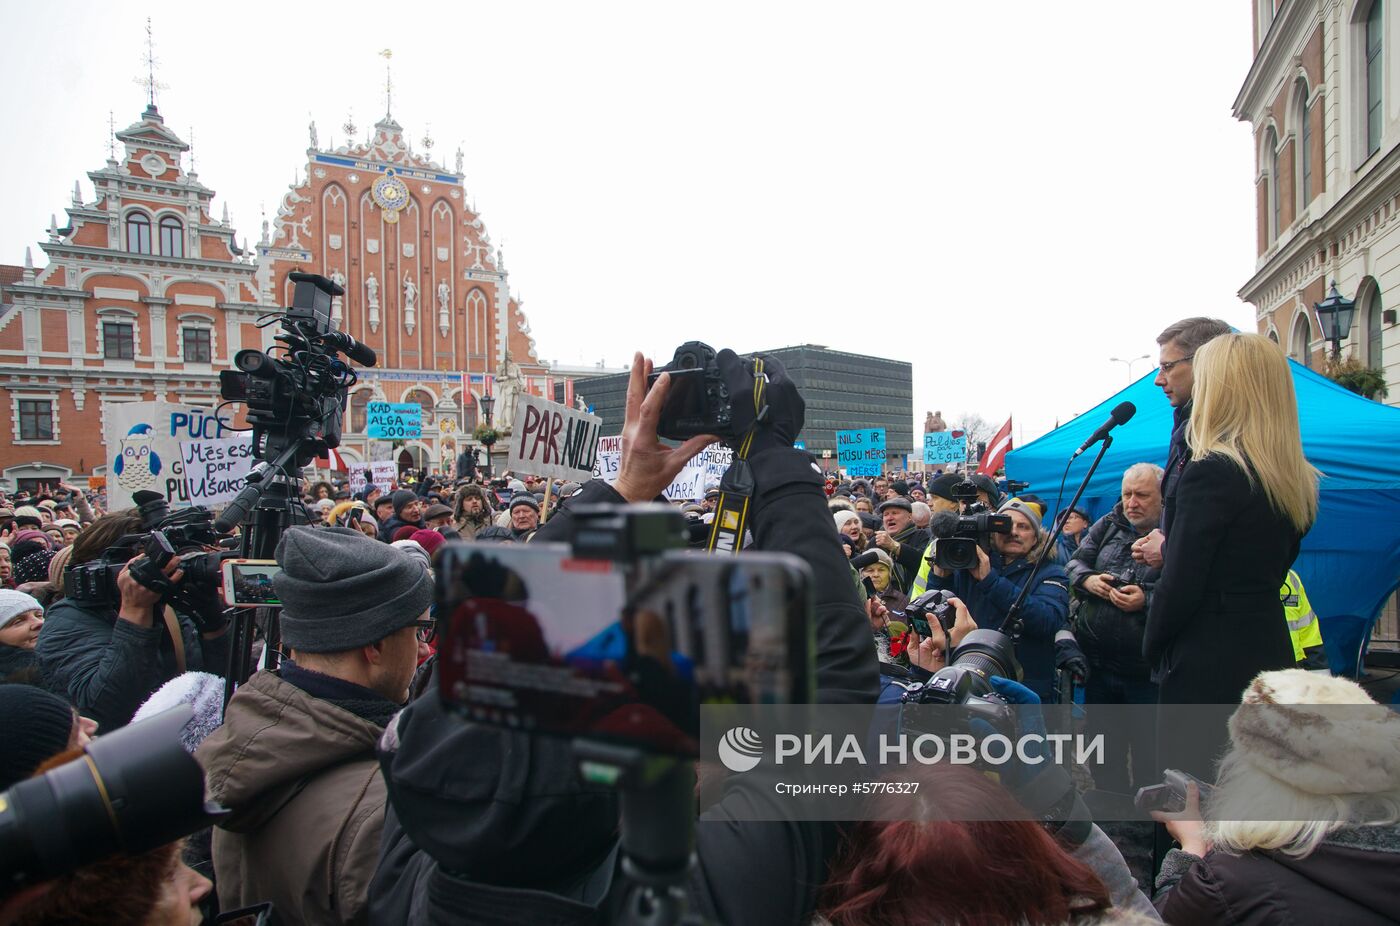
[436,543,812,756]
[221,559,282,608]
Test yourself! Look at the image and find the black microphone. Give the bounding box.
[849,549,882,570]
[929,509,961,538]
[1071,401,1136,459]
[320,330,377,367]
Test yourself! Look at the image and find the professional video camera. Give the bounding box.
[648,341,736,441]
[212,271,376,698]
[0,705,225,900]
[64,491,233,632]
[928,479,1013,571]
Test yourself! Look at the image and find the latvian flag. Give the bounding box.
[977,417,1013,476]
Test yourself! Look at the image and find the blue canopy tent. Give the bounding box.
[1005,361,1400,673]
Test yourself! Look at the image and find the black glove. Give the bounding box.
[713,349,804,454]
[1053,629,1089,682]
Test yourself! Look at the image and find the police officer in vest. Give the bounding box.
[1281,567,1326,668]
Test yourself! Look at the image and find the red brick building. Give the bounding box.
[0,105,551,489]
[258,113,549,470]
[0,105,261,491]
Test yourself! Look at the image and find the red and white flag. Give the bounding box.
[482,374,494,398]
[545,376,556,400]
[563,378,575,408]
[978,417,1013,475]
[315,446,348,471]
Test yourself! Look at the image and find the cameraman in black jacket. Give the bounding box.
[36,507,230,731]
[369,349,878,925]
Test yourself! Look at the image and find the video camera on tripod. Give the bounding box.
[212,271,376,698]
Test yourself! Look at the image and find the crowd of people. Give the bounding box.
[1,325,1396,926]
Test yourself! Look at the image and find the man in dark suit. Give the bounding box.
[1131,317,1232,570]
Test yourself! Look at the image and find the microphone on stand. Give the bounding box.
[1071,402,1136,460]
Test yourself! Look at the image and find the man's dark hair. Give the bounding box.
[1156,317,1233,354]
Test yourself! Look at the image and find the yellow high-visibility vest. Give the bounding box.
[1281,569,1322,663]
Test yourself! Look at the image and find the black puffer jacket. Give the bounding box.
[1065,505,1160,678]
[369,447,878,926]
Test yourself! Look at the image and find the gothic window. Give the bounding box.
[349,390,371,433]
[182,327,212,363]
[126,212,152,254]
[1367,1,1384,157]
[403,388,435,426]
[1266,128,1281,242]
[103,321,135,360]
[1296,79,1312,208]
[18,400,54,441]
[159,216,184,257]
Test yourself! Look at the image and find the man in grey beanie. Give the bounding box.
[377,488,426,543]
[197,526,432,923]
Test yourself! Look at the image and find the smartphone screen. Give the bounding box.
[221,559,282,608]
[436,543,812,756]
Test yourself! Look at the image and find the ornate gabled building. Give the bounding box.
[1,103,557,489]
[0,104,262,490]
[258,113,550,470]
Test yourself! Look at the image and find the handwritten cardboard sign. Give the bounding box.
[103,402,239,509]
[507,394,602,481]
[367,402,422,439]
[594,437,733,500]
[837,428,886,477]
[923,431,968,466]
[180,436,257,506]
[349,461,400,494]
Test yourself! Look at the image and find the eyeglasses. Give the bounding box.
[1159,354,1194,374]
[414,619,437,644]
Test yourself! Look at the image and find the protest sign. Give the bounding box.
[180,436,256,506]
[594,437,732,500]
[366,402,422,439]
[349,460,399,494]
[837,428,886,477]
[923,431,968,466]
[103,402,239,509]
[508,394,602,481]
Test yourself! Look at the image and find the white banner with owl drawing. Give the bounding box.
[103,402,250,510]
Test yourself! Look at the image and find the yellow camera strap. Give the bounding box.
[706,358,767,555]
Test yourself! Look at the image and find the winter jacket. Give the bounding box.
[369,446,879,926]
[36,596,229,731]
[1159,402,1191,525]
[197,665,396,925]
[1065,504,1160,678]
[452,484,495,539]
[377,515,423,544]
[887,524,931,594]
[922,551,1070,702]
[1144,454,1299,706]
[1154,825,1400,925]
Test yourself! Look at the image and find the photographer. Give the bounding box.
[36,510,229,732]
[369,349,878,925]
[196,526,433,924]
[920,498,1070,702]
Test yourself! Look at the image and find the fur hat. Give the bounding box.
[1228,669,1400,796]
[131,671,226,754]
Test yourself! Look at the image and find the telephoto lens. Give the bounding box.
[0,705,225,899]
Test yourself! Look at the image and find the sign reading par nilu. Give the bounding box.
[507,393,603,482]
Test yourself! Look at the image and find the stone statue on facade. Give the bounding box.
[329,268,346,328]
[403,273,418,335]
[437,279,451,337]
[309,119,318,150]
[366,272,381,333]
[494,355,525,433]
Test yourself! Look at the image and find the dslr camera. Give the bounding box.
[902,626,1020,728]
[928,479,1012,571]
[648,341,737,442]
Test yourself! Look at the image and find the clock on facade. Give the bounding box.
[371,168,410,224]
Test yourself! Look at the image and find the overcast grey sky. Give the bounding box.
[0,2,1258,448]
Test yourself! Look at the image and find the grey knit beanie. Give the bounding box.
[391,489,418,516]
[274,526,432,653]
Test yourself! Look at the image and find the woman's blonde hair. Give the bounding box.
[1186,333,1320,532]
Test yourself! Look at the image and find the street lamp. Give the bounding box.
[479,393,497,480]
[1314,280,1357,359]
[1109,354,1151,382]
